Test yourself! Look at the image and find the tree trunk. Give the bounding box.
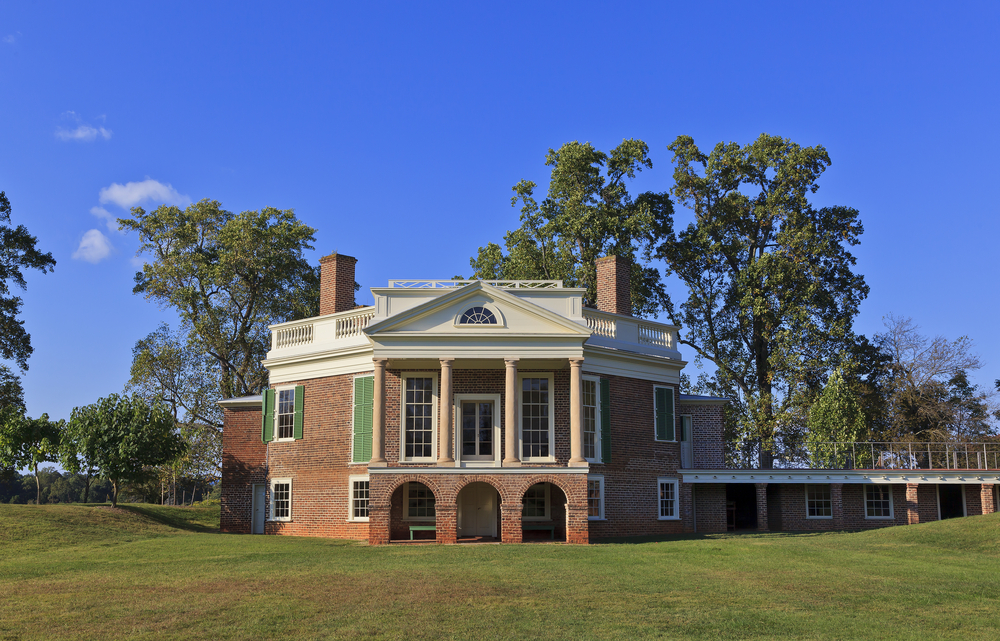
[753,317,774,470]
[34,462,41,505]
[84,469,92,504]
[111,480,119,508]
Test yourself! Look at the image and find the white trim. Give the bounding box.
[522,482,551,521]
[399,371,439,463]
[679,470,1000,485]
[367,466,587,475]
[269,477,292,522]
[587,474,605,520]
[350,373,374,466]
[518,373,556,464]
[454,393,502,466]
[582,375,601,464]
[402,481,436,522]
[864,483,894,520]
[936,483,968,520]
[348,474,370,522]
[272,385,297,442]
[657,477,680,520]
[653,385,675,443]
[805,484,833,520]
[453,303,507,328]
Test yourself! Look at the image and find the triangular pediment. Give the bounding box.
[364,281,591,338]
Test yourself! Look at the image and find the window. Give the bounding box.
[401,373,437,461]
[806,484,832,518]
[276,388,295,439]
[404,482,435,521]
[270,478,291,521]
[460,400,494,460]
[653,386,675,442]
[587,476,604,520]
[522,483,550,521]
[582,376,600,462]
[865,484,893,519]
[658,478,679,520]
[459,306,497,325]
[262,385,304,443]
[520,374,554,461]
[352,375,373,463]
[349,475,369,522]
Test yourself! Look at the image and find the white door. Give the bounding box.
[252,484,266,534]
[680,415,693,468]
[458,483,496,537]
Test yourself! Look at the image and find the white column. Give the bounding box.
[438,358,455,466]
[370,358,387,466]
[569,358,586,466]
[503,358,520,466]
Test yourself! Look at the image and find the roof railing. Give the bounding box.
[387,279,563,289]
[737,441,1000,471]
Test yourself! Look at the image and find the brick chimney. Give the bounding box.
[595,255,631,316]
[319,253,357,315]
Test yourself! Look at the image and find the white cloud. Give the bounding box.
[3,32,20,45]
[72,229,114,263]
[55,124,112,142]
[98,179,190,209]
[89,206,121,233]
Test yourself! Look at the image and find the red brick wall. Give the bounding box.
[680,402,725,468]
[918,484,939,523]
[695,484,727,533]
[319,253,357,315]
[764,483,917,531]
[221,406,266,533]
[595,255,631,316]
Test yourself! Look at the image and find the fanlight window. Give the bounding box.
[459,307,497,325]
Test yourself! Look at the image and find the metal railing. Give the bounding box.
[766,442,1000,471]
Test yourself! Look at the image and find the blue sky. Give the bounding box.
[1,1,998,423]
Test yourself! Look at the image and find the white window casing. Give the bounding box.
[582,375,601,463]
[273,385,297,442]
[864,484,893,520]
[400,372,438,463]
[657,477,679,520]
[522,482,551,521]
[454,393,502,466]
[805,484,833,519]
[270,478,292,522]
[518,373,556,463]
[348,475,370,522]
[402,482,436,522]
[587,475,605,520]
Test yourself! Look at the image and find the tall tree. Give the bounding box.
[0,190,56,410]
[806,369,868,467]
[468,140,672,317]
[68,394,186,507]
[0,413,63,504]
[119,200,320,399]
[656,134,868,467]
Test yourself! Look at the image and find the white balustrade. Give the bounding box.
[275,323,314,349]
[585,313,616,339]
[334,309,375,338]
[638,323,674,349]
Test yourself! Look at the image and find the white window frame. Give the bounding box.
[657,477,680,520]
[582,375,602,463]
[518,373,556,463]
[269,477,292,522]
[935,484,968,520]
[273,384,297,442]
[587,474,605,520]
[454,393,502,467]
[864,484,894,520]
[402,482,436,522]
[350,373,374,466]
[399,372,438,463]
[805,484,833,519]
[453,302,506,328]
[653,385,676,443]
[522,482,551,522]
[347,474,370,522]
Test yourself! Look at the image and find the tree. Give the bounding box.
[806,369,868,467]
[655,134,869,467]
[119,200,320,399]
[0,412,63,504]
[68,394,186,507]
[468,140,673,317]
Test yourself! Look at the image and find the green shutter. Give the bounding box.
[261,389,275,443]
[293,385,305,440]
[654,387,674,441]
[353,376,373,463]
[600,378,611,464]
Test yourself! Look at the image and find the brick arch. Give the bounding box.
[511,474,576,501]
[378,474,447,506]
[453,475,512,505]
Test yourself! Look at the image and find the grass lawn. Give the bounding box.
[1,504,999,640]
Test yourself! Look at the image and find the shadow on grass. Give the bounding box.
[114,504,221,534]
[593,529,843,545]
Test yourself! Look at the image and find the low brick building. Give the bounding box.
[221,253,1000,543]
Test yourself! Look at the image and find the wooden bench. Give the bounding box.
[409,525,436,540]
[522,525,555,540]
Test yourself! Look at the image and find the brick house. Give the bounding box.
[220,253,999,543]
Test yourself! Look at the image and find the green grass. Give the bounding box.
[1,504,998,640]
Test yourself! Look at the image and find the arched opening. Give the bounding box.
[457,481,501,542]
[389,481,437,541]
[521,482,567,542]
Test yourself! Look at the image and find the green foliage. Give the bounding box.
[806,369,867,467]
[68,394,187,507]
[469,140,672,316]
[0,190,56,373]
[656,134,868,467]
[0,412,63,504]
[119,199,320,398]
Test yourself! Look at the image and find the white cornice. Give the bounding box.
[367,466,588,475]
[679,469,1000,485]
